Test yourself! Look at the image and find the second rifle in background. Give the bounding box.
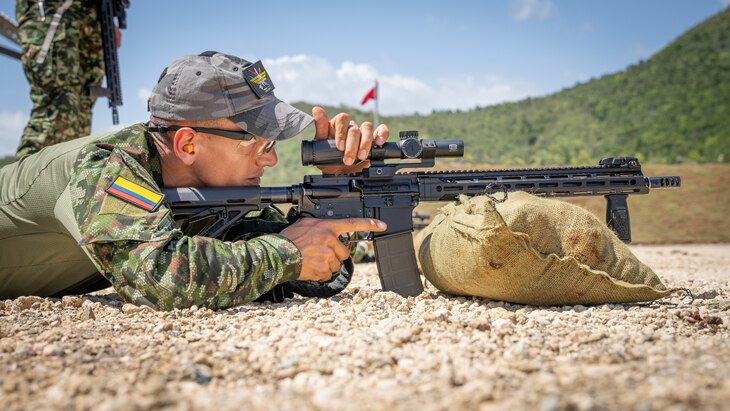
[89,0,129,125]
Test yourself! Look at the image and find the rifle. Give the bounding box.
[0,11,21,60]
[88,0,128,125]
[163,131,681,299]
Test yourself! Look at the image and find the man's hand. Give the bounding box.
[280,218,387,282]
[312,106,390,174]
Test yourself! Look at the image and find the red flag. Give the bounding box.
[361,86,376,105]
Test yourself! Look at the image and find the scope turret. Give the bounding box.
[301,133,464,166]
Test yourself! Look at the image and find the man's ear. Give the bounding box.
[172,127,197,165]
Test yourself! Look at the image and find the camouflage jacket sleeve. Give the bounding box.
[69,146,302,310]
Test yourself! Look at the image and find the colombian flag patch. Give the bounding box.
[105,176,164,212]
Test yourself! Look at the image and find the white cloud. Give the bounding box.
[722,0,730,7]
[512,0,554,21]
[137,87,152,103]
[264,55,533,116]
[336,61,378,82]
[0,111,27,157]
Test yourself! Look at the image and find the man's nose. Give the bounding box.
[256,147,278,167]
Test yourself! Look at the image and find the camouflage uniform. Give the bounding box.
[15,0,104,159]
[0,124,302,310]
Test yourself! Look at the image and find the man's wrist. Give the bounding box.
[253,233,302,282]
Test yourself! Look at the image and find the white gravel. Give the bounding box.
[1,244,728,411]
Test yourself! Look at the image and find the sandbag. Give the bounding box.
[415,192,677,305]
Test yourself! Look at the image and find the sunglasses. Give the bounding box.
[146,124,276,154]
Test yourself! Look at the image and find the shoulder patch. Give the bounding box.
[105,176,164,212]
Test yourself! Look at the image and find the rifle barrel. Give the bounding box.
[648,176,681,188]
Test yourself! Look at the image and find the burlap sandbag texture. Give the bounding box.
[415,192,676,305]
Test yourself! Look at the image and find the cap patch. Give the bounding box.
[106,176,164,212]
[244,60,275,98]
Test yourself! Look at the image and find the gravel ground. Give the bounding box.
[1,244,729,411]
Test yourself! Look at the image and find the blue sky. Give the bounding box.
[0,0,727,156]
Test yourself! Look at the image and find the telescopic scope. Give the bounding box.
[301,130,464,166]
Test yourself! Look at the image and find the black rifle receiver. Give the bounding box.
[89,0,128,124]
[163,131,681,298]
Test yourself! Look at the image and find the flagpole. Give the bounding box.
[373,79,379,128]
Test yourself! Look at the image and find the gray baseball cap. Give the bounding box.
[148,51,313,141]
